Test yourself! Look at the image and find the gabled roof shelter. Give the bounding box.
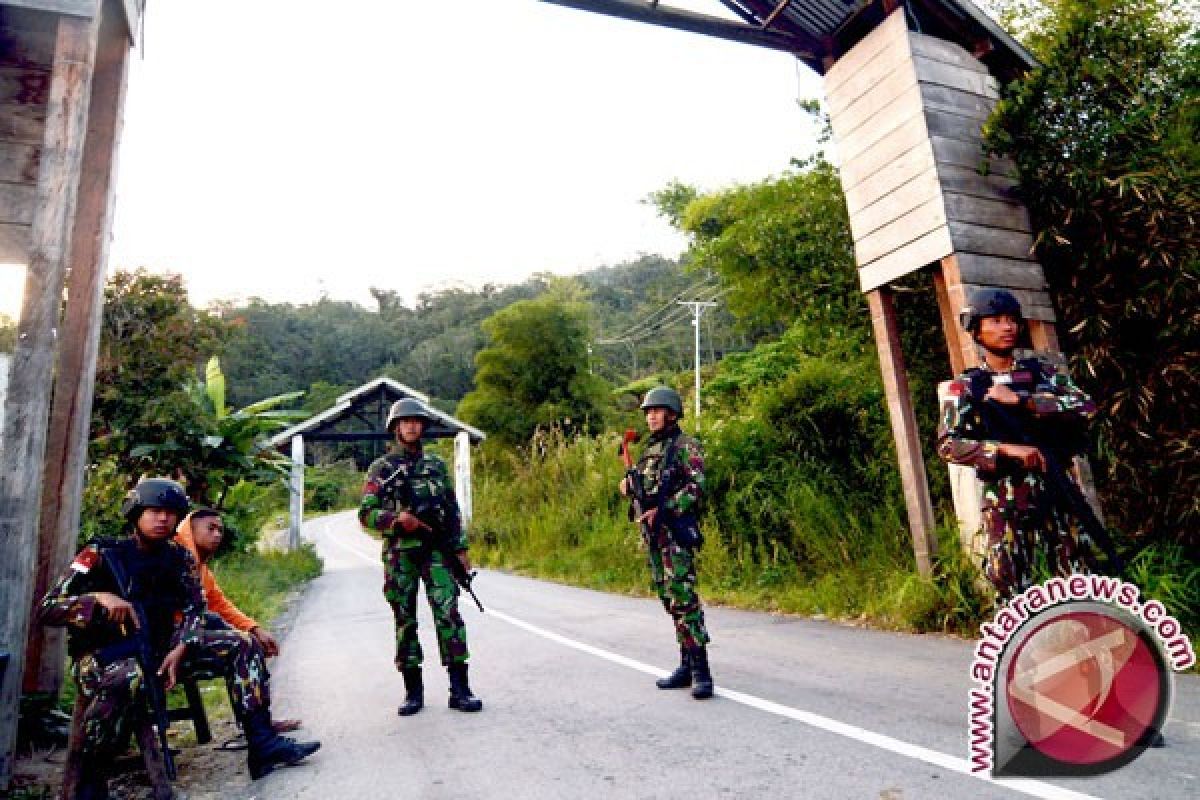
[269,377,485,448]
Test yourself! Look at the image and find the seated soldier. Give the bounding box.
[39,479,320,798]
[175,508,301,732]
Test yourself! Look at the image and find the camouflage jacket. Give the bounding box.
[359,446,467,551]
[38,536,206,660]
[937,358,1097,477]
[634,425,705,518]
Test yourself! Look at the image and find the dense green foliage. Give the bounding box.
[457,289,610,444]
[986,0,1199,546]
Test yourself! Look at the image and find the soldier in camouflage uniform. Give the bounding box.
[359,398,482,716]
[39,479,319,797]
[619,386,714,699]
[938,289,1101,602]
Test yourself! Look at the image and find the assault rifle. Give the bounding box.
[410,497,485,613]
[966,368,1124,577]
[101,550,177,781]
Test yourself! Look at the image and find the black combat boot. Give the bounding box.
[447,663,483,712]
[245,709,321,780]
[398,668,424,716]
[656,646,692,689]
[689,646,714,699]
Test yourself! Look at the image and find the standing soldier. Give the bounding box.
[619,386,713,699]
[938,289,1102,602]
[39,478,319,798]
[359,398,482,716]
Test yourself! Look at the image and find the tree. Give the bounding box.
[986,0,1199,545]
[90,269,231,468]
[457,290,609,445]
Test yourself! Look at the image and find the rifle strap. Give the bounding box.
[655,432,682,512]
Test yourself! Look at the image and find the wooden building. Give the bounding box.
[0,0,143,788]
[540,1,1072,577]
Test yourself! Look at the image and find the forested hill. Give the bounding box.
[219,254,764,412]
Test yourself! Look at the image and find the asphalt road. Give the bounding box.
[236,511,1197,800]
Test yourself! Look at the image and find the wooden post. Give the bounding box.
[867,288,937,577]
[454,431,473,528]
[935,255,977,373]
[0,9,101,788]
[26,0,131,698]
[288,435,304,551]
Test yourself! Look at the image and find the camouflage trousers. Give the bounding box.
[980,478,1100,601]
[646,531,709,649]
[383,545,469,669]
[73,628,270,758]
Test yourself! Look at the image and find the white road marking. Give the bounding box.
[487,608,1104,800]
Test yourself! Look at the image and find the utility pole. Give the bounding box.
[678,301,717,419]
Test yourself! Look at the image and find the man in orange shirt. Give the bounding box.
[177,508,301,732]
[177,509,280,655]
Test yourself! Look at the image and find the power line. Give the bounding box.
[594,275,719,345]
[595,283,725,345]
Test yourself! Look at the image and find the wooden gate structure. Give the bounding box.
[0,0,143,786]
[540,0,1065,578]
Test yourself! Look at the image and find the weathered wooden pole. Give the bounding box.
[0,6,102,787]
[25,0,131,698]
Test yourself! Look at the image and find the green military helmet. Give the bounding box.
[121,478,190,521]
[959,288,1023,333]
[386,397,436,433]
[640,386,684,417]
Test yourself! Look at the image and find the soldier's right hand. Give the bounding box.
[998,443,1046,471]
[618,477,629,497]
[93,592,138,627]
[395,511,422,534]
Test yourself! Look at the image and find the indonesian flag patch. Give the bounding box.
[71,548,100,574]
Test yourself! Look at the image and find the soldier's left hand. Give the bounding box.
[158,643,188,690]
[252,626,281,657]
[638,508,658,528]
[458,551,473,572]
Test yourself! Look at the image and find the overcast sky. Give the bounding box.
[92,0,823,311]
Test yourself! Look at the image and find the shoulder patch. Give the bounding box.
[71,548,100,574]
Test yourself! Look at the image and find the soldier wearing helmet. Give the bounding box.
[359,397,482,716]
[39,478,319,795]
[938,289,1101,601]
[619,386,714,699]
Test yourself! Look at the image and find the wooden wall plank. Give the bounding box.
[935,162,1019,202]
[826,28,915,117]
[947,222,1036,263]
[834,100,926,167]
[914,54,999,98]
[825,7,908,93]
[0,142,39,183]
[855,196,948,265]
[831,66,922,145]
[924,106,991,145]
[954,251,1048,289]
[858,226,955,291]
[838,113,932,191]
[0,182,35,225]
[844,143,939,216]
[0,102,47,143]
[945,191,1032,232]
[849,167,942,237]
[909,31,990,75]
[931,135,1018,177]
[0,66,51,107]
[0,221,29,262]
[919,83,995,124]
